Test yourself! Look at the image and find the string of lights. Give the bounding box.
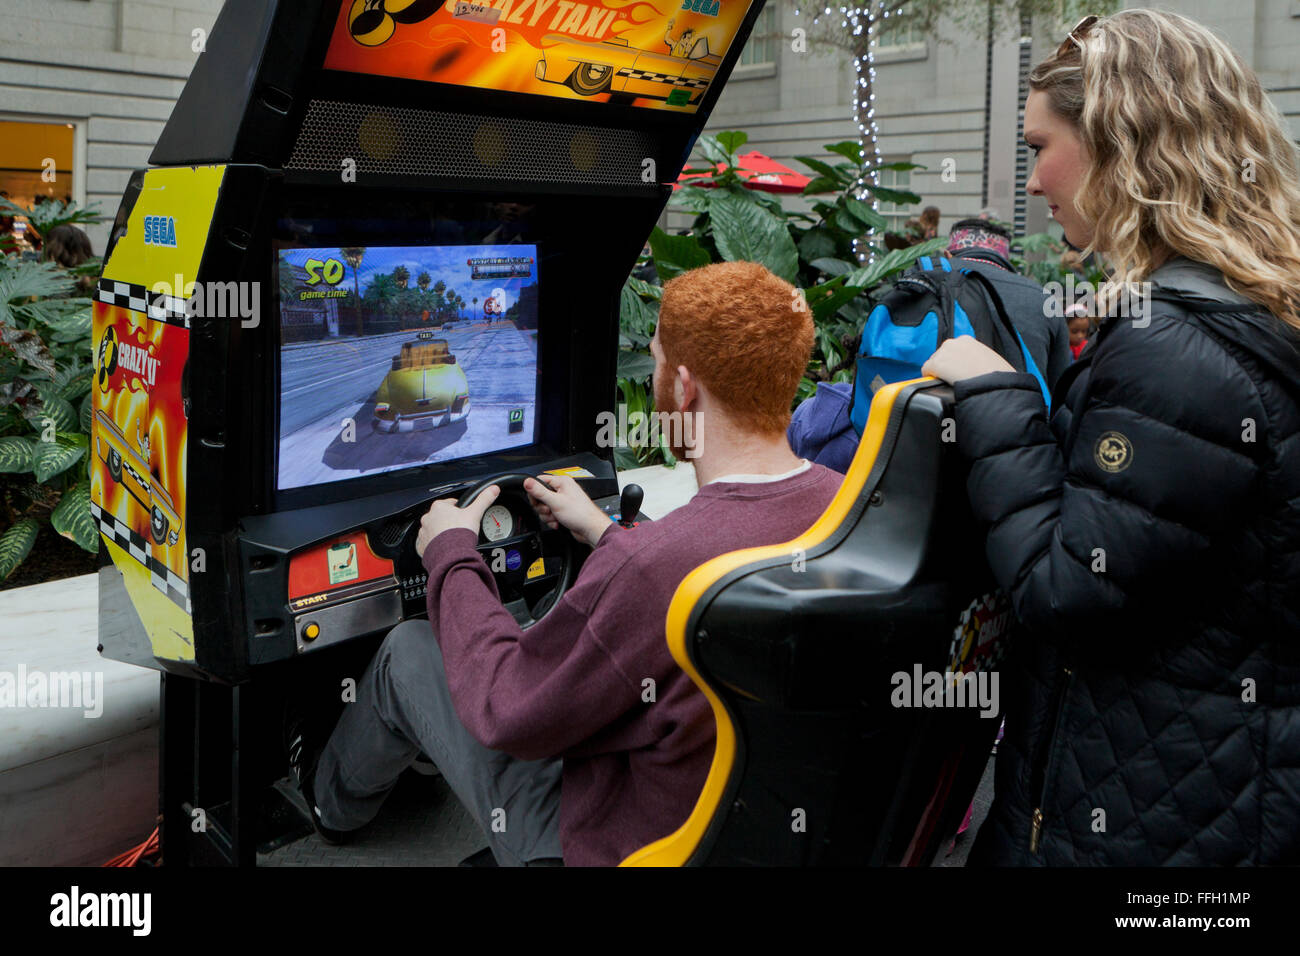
[793,2,896,263]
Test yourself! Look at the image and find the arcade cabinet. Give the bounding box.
[92,0,769,865]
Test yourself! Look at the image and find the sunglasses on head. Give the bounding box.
[1057,14,1100,58]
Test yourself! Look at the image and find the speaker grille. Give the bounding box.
[377,518,412,550]
[286,99,665,188]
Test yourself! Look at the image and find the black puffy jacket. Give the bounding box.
[953,258,1300,865]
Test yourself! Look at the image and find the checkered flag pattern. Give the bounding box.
[97,278,190,329]
[91,500,191,615]
[615,68,709,90]
[947,589,1013,675]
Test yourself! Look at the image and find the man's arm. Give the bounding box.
[421,523,641,762]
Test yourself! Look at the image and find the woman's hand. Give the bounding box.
[922,336,1015,384]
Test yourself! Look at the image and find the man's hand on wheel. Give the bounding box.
[525,474,612,549]
[416,485,500,559]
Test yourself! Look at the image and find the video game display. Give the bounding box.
[276,243,539,490]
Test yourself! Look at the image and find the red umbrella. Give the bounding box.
[673,150,811,194]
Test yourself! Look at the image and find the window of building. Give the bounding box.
[737,5,778,67]
[874,3,925,51]
[0,119,77,254]
[876,162,914,233]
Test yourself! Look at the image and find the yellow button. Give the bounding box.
[303,623,320,640]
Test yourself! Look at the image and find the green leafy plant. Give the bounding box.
[1012,231,1108,287]
[0,199,104,581]
[616,132,947,466]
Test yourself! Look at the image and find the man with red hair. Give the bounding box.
[290,261,843,866]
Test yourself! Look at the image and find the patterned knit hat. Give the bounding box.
[947,218,1011,260]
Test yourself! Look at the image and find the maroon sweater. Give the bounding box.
[421,463,843,865]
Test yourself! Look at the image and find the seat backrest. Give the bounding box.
[622,377,1008,866]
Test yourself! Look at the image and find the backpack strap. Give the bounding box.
[958,267,1053,409]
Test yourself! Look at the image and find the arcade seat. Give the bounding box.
[621,377,1012,866]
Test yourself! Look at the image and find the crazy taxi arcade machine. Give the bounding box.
[92,0,766,865]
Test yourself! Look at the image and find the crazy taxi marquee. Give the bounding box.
[325,0,758,111]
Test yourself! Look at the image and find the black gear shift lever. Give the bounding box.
[618,484,643,529]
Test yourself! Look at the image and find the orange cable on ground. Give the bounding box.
[103,826,160,867]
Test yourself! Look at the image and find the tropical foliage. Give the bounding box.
[0,198,105,580]
[613,131,948,469]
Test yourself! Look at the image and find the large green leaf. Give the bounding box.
[0,259,75,308]
[802,176,843,196]
[715,130,748,155]
[824,141,866,163]
[807,276,866,323]
[843,198,889,232]
[0,518,40,580]
[616,350,656,381]
[625,275,663,301]
[0,436,35,473]
[30,387,77,434]
[51,483,98,553]
[864,160,925,174]
[843,238,949,291]
[708,193,799,282]
[647,226,711,280]
[798,228,838,262]
[668,185,714,214]
[692,134,730,166]
[20,300,91,339]
[794,155,846,182]
[612,446,639,471]
[867,185,923,206]
[31,434,86,482]
[79,392,92,432]
[619,282,658,337]
[810,257,855,277]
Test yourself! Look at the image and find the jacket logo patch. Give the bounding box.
[1094,431,1133,473]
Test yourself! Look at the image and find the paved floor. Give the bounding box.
[259,752,997,867]
[259,768,489,867]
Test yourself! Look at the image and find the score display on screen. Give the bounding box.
[276,243,539,491]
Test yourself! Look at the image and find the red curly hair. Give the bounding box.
[657,261,813,436]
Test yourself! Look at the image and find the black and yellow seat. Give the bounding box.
[622,377,1009,867]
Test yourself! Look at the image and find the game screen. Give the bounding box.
[276,243,539,491]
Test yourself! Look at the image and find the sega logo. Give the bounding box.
[143,215,177,247]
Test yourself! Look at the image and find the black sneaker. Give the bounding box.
[283,703,353,846]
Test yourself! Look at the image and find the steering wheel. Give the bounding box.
[457,473,577,629]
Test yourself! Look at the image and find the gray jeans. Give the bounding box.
[313,619,564,865]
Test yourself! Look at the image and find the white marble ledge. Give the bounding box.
[0,574,159,773]
[618,462,698,520]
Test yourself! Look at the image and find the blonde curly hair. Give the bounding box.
[1028,9,1300,332]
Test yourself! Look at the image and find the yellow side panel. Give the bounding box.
[100,532,195,662]
[93,165,226,664]
[102,165,227,292]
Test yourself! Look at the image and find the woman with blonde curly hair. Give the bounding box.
[923,9,1300,865]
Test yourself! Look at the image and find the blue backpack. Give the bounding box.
[848,255,1052,435]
